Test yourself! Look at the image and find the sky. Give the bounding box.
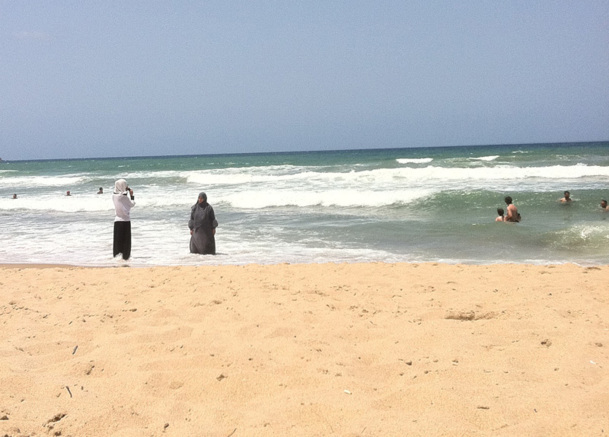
[1,1,608,160]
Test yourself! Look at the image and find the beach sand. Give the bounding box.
[1,262,607,436]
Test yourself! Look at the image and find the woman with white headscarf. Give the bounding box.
[189,192,218,255]
[113,179,135,260]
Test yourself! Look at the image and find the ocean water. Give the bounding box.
[1,142,608,267]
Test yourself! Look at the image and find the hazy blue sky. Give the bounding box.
[1,1,608,160]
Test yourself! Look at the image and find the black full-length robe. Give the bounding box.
[189,202,218,254]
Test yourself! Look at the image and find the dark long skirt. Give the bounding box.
[113,221,132,260]
[189,228,216,255]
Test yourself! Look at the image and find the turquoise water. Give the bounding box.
[1,142,608,266]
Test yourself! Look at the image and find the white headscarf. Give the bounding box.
[114,179,128,195]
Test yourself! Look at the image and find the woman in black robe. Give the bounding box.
[189,192,218,254]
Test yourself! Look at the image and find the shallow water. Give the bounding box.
[1,142,608,266]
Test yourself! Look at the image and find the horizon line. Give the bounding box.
[2,140,607,164]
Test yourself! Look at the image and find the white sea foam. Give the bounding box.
[384,164,609,182]
[396,158,433,164]
[549,223,609,252]
[0,196,113,212]
[221,188,434,209]
[185,164,609,188]
[111,170,191,181]
[5,163,609,212]
[0,175,87,188]
[470,155,500,161]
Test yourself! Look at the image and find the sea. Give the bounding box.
[1,142,608,267]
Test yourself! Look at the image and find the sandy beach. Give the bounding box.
[1,262,607,436]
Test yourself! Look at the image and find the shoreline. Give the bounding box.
[2,262,608,436]
[1,257,607,269]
